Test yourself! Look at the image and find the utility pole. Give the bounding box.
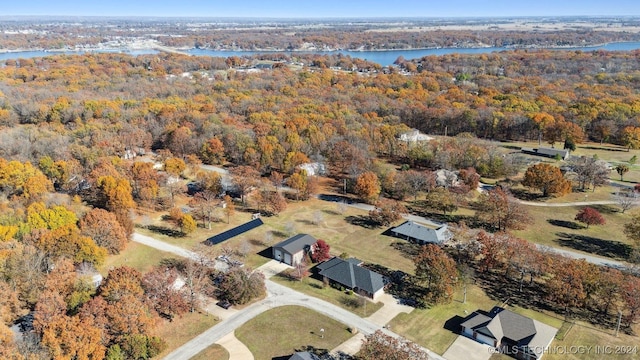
[463,285,467,304]
[615,310,622,337]
[343,178,346,194]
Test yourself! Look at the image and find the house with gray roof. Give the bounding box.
[289,352,320,360]
[316,257,385,299]
[391,220,452,245]
[272,234,317,266]
[461,306,558,360]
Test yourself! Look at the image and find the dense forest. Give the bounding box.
[2,48,640,358]
[1,50,640,173]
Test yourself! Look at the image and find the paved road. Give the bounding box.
[130,234,444,360]
[318,195,631,270]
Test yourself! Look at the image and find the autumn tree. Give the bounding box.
[35,224,107,266]
[522,163,571,197]
[195,170,223,194]
[129,161,160,206]
[80,208,128,254]
[99,266,144,303]
[359,330,429,360]
[287,169,308,201]
[368,199,407,226]
[223,194,235,224]
[0,159,52,201]
[180,214,197,234]
[622,275,640,327]
[230,165,260,205]
[254,189,287,215]
[424,187,458,215]
[545,257,588,313]
[311,239,331,263]
[200,137,225,165]
[164,157,186,177]
[621,126,640,151]
[354,171,381,204]
[476,187,530,231]
[623,213,640,249]
[414,244,458,305]
[142,266,189,321]
[188,191,218,229]
[616,164,630,181]
[575,207,605,228]
[217,267,266,305]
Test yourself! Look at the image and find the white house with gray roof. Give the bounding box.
[272,234,317,266]
[316,257,385,299]
[391,220,452,245]
[461,306,558,360]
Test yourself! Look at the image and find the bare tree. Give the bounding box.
[312,210,324,225]
[284,221,297,237]
[614,190,638,214]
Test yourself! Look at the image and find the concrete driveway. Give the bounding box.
[366,293,414,326]
[443,336,493,360]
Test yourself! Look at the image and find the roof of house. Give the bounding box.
[205,218,264,245]
[273,234,317,255]
[461,307,558,356]
[317,257,385,295]
[289,352,319,360]
[391,221,451,244]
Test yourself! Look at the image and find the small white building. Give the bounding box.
[398,129,433,143]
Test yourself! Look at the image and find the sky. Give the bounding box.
[2,0,639,18]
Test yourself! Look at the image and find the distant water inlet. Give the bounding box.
[2,41,640,66]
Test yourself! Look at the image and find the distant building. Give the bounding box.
[391,220,452,245]
[398,129,433,143]
[297,162,327,176]
[521,147,570,160]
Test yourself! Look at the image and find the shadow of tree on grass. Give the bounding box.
[547,219,583,230]
[555,232,633,260]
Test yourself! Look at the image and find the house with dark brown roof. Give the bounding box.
[316,257,385,299]
[460,306,558,360]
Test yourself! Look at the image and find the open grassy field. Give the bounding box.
[152,311,219,358]
[513,203,635,261]
[389,284,501,354]
[271,274,383,317]
[191,344,229,360]
[235,305,354,360]
[100,240,179,275]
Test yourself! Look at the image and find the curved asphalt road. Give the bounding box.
[132,233,444,360]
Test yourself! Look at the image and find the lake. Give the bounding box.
[2,42,640,66]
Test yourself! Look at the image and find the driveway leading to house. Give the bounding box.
[215,332,254,360]
[131,236,446,360]
[443,335,493,360]
[365,292,414,326]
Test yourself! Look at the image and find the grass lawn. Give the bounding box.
[235,305,354,360]
[100,241,179,275]
[389,284,640,359]
[262,198,417,275]
[271,274,383,317]
[546,321,640,360]
[513,203,635,261]
[389,284,501,354]
[152,311,219,358]
[191,344,229,360]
